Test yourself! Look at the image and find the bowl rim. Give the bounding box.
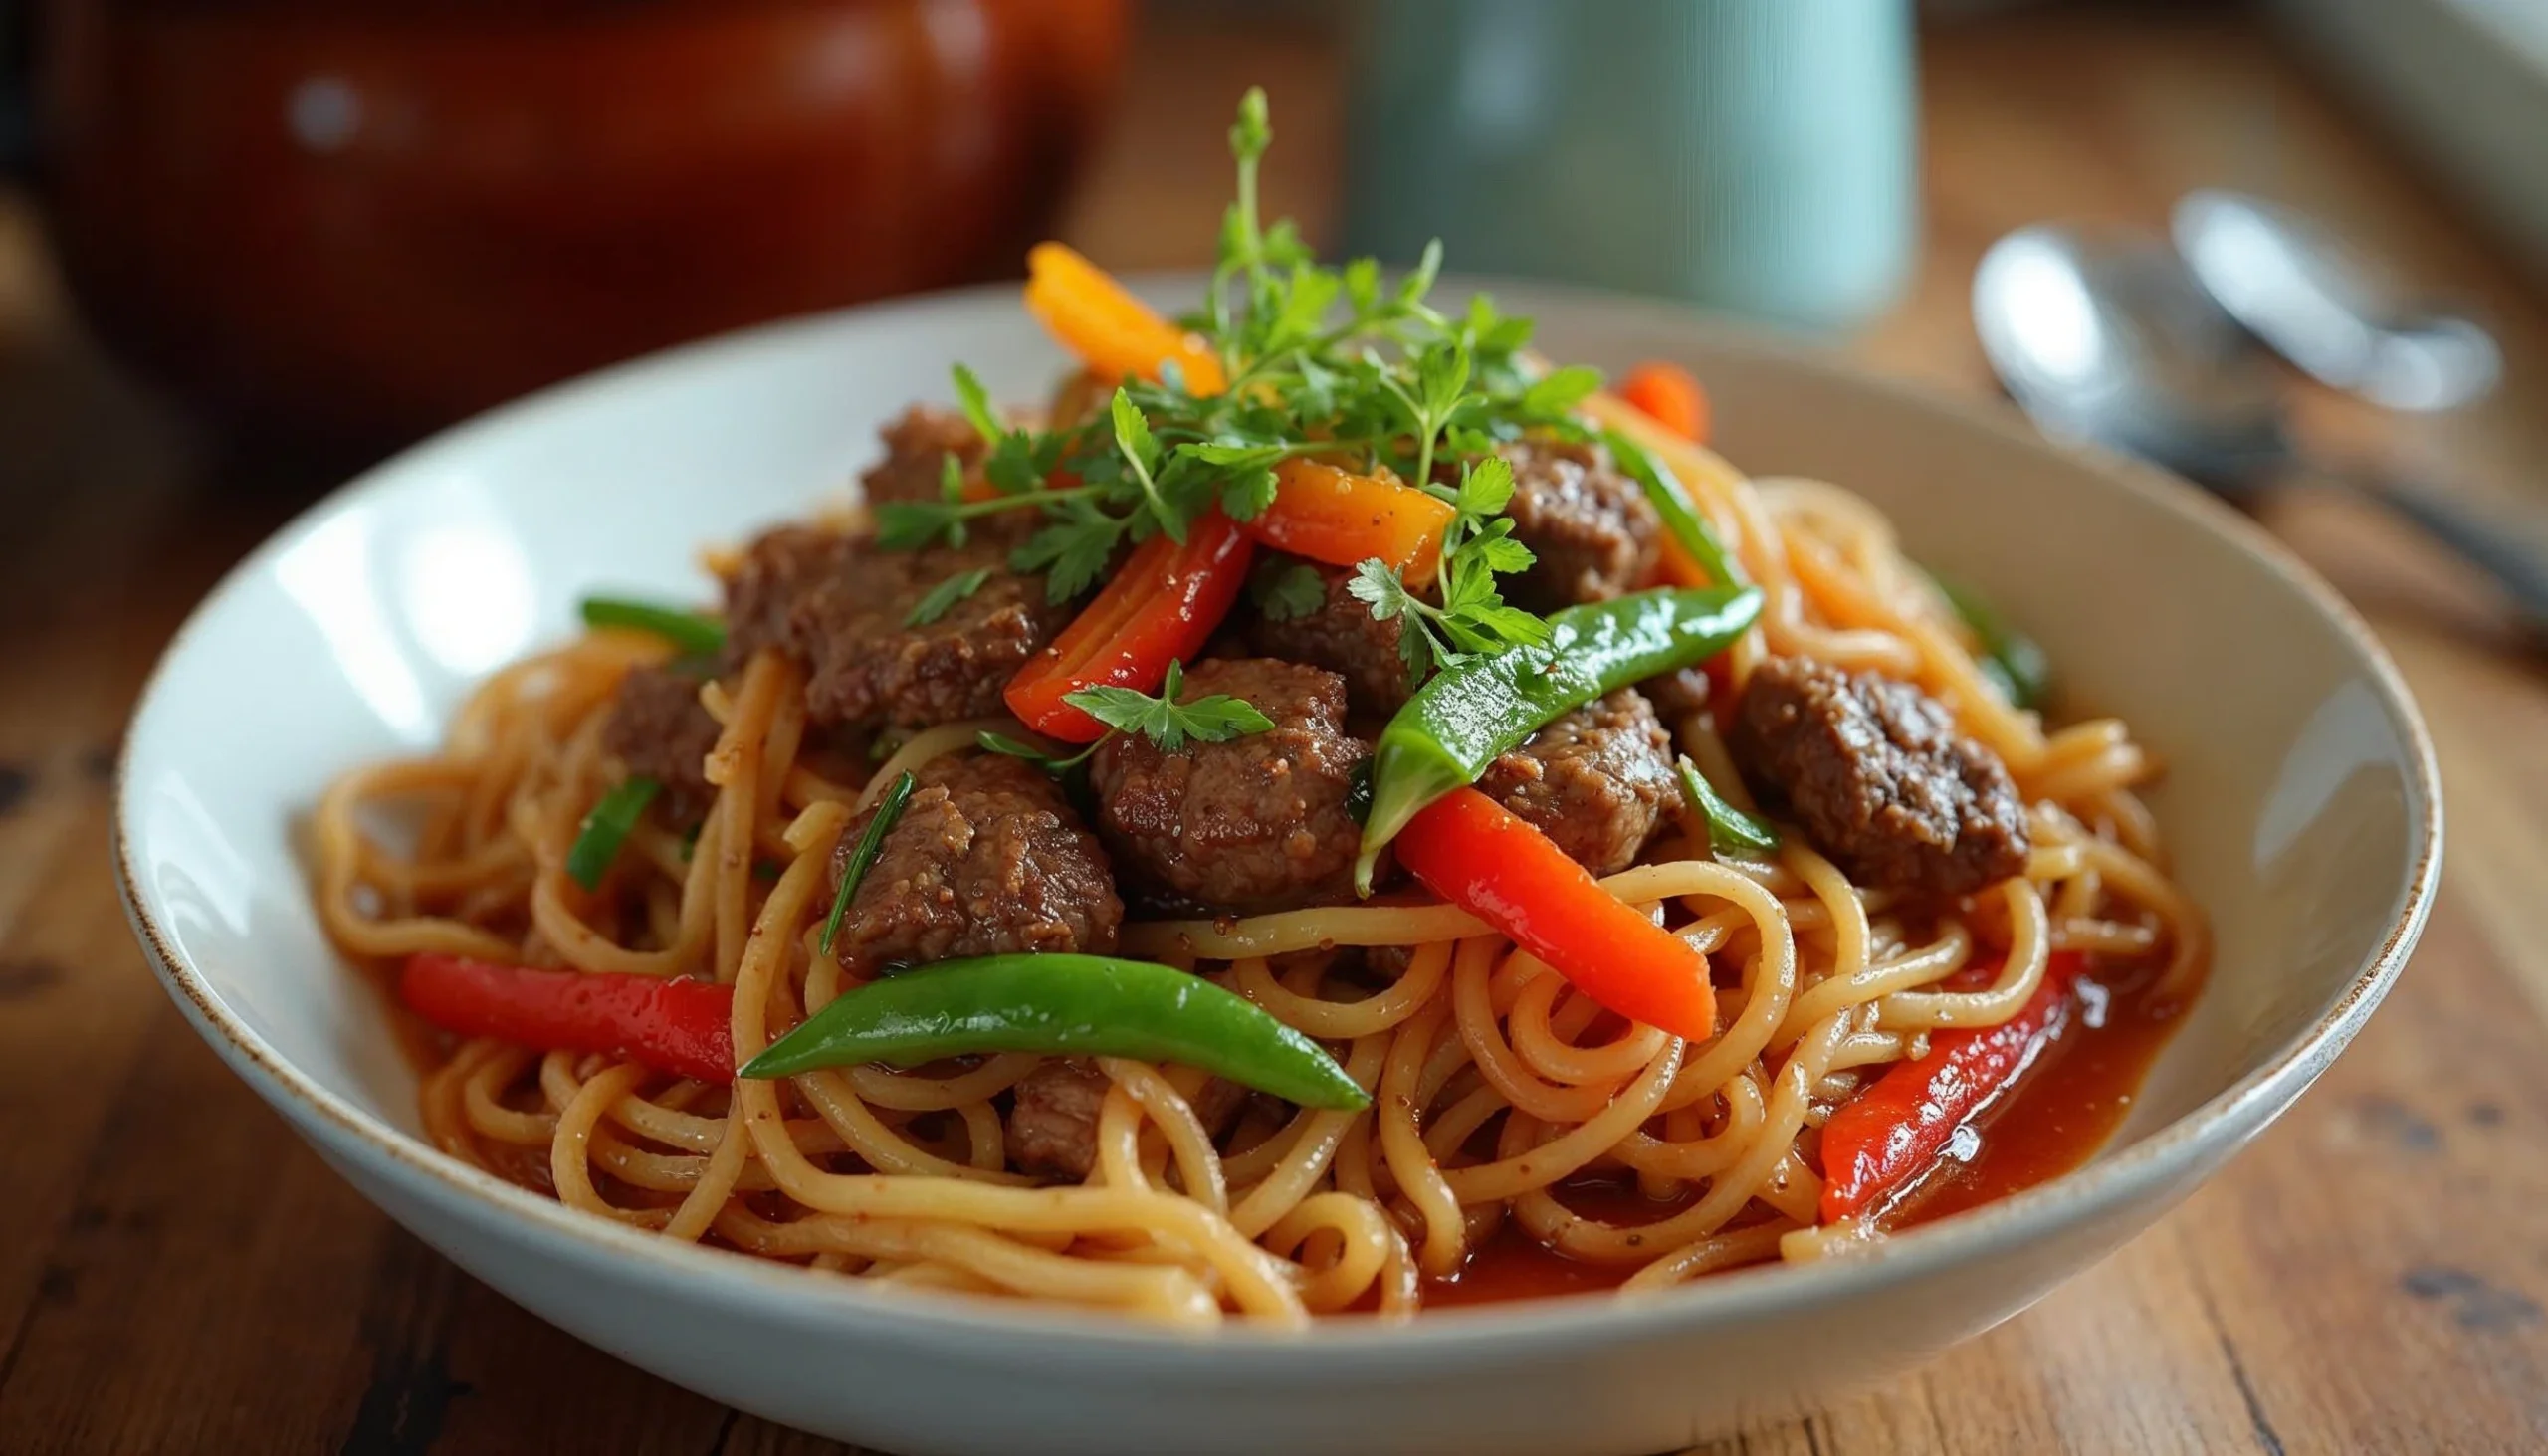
[112,275,2442,1364]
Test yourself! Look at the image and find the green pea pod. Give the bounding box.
[739,954,1371,1111]
[1356,585,1764,892]
[1603,429,1748,589]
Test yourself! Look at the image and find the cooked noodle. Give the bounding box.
[316,402,2206,1324]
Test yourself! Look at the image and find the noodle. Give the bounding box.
[317,428,2206,1325]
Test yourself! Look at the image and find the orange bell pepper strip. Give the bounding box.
[1023,243,1228,396]
[1003,509,1257,742]
[1816,951,2089,1223]
[1617,360,1710,443]
[1241,459,1455,587]
[1392,787,1719,1042]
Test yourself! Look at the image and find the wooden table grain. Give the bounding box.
[5,10,2546,1454]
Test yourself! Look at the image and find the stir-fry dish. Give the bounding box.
[316,93,2208,1325]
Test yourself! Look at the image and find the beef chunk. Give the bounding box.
[1637,665,1713,728]
[721,527,1072,729]
[1478,690,1677,875]
[1004,1058,1248,1182]
[1499,438,1661,611]
[1728,657,2031,899]
[860,406,985,508]
[601,665,723,825]
[827,754,1122,975]
[1242,556,1418,717]
[1090,658,1370,915]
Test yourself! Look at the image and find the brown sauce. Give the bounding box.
[1427,964,2195,1304]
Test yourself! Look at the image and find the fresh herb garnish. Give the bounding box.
[1252,561,1327,622]
[1677,756,1778,855]
[579,597,725,656]
[1062,659,1274,753]
[819,771,918,956]
[1347,455,1550,681]
[870,87,1590,655]
[904,568,991,626]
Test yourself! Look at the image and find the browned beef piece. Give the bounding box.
[1004,1058,1248,1182]
[1637,665,1713,728]
[1242,555,1418,717]
[1499,438,1661,610]
[600,665,723,825]
[827,754,1122,975]
[860,406,985,508]
[1728,657,2031,899]
[721,527,1071,728]
[1478,690,1677,876]
[1090,658,1370,915]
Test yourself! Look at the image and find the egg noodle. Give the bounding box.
[313,398,2206,1327]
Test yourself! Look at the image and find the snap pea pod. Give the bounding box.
[1603,428,1748,589]
[1355,585,1764,892]
[739,954,1370,1111]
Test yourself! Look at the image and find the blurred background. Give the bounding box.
[8,0,2547,637]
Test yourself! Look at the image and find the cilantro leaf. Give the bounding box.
[1347,558,1415,622]
[1521,365,1602,418]
[1014,509,1126,603]
[1063,660,1275,754]
[951,364,1003,445]
[904,567,990,626]
[1457,455,1516,517]
[1109,387,1179,542]
[1219,465,1279,520]
[1252,562,1327,622]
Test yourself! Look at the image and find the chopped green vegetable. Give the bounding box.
[1677,756,1778,854]
[904,568,991,627]
[818,771,917,956]
[1603,429,1746,588]
[1934,574,2051,711]
[578,597,725,656]
[1357,585,1765,892]
[740,953,1371,1110]
[1251,561,1328,622]
[566,775,662,891]
[1063,659,1274,753]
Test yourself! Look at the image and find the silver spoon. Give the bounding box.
[2174,190,2501,413]
[1973,223,2548,626]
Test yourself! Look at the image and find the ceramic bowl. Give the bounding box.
[115,281,2441,1456]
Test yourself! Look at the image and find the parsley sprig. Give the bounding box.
[1347,456,1551,681]
[888,86,1596,680]
[978,659,1273,773]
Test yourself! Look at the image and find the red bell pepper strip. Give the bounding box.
[1392,787,1719,1042]
[1003,508,1256,742]
[1617,361,1710,443]
[1817,951,2089,1223]
[400,952,736,1084]
[1241,459,1454,587]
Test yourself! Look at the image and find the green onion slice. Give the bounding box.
[818,771,919,956]
[566,776,662,891]
[579,596,726,656]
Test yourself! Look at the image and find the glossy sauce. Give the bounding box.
[1428,964,2193,1305]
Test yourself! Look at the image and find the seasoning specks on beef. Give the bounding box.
[1500,438,1661,611]
[1242,556,1418,717]
[601,665,723,825]
[1728,657,2031,899]
[1478,690,1677,875]
[720,528,1072,729]
[827,753,1122,975]
[1090,658,1370,915]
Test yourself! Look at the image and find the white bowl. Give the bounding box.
[116,281,2441,1456]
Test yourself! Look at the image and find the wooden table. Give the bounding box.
[5,9,2544,1453]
